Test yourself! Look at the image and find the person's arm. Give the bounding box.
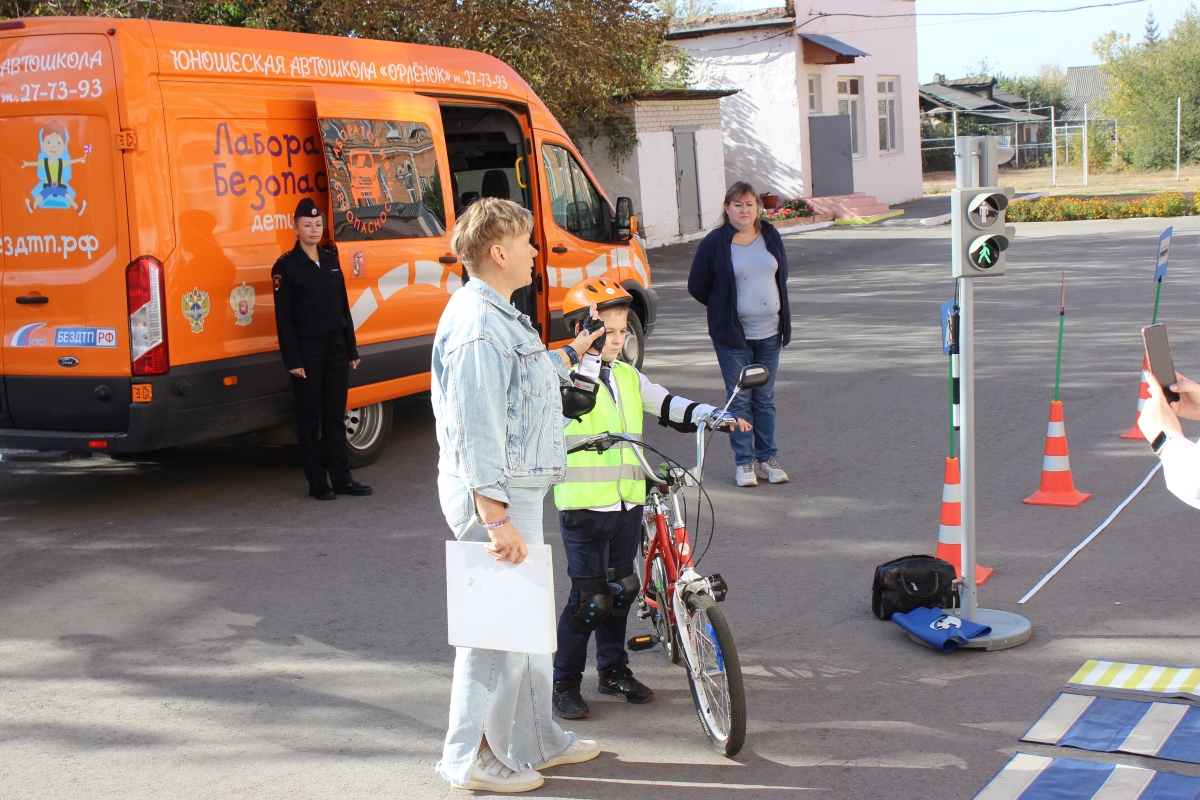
[445,337,515,506]
[1159,437,1200,510]
[636,369,750,432]
[688,236,714,305]
[271,260,304,374]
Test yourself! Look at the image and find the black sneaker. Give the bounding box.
[553,676,590,719]
[598,667,653,704]
[308,485,336,501]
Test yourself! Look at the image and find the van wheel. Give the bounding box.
[620,312,645,370]
[344,401,392,468]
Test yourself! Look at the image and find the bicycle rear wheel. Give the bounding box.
[682,593,746,757]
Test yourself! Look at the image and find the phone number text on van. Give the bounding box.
[2,234,100,260]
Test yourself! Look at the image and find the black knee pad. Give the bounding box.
[606,562,640,618]
[567,577,613,633]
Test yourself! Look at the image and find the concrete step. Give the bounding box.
[807,193,895,220]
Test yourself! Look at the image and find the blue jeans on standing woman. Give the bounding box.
[713,334,781,466]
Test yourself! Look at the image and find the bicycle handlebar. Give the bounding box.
[566,411,735,486]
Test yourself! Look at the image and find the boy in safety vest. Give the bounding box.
[552,277,751,720]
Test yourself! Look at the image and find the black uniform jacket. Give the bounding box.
[271,242,359,370]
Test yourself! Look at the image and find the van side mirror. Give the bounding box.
[614,197,633,240]
[737,364,770,390]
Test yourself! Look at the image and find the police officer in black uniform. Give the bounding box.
[272,197,373,500]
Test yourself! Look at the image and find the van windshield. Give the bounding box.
[318,118,447,242]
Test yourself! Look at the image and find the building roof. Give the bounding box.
[666,6,794,39]
[920,81,1048,123]
[619,89,740,102]
[798,33,868,58]
[992,88,1028,106]
[1063,65,1107,119]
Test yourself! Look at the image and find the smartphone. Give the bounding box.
[1143,323,1181,403]
[582,313,606,353]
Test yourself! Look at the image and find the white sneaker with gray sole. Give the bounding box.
[453,747,544,793]
[755,457,789,484]
[538,737,601,770]
[735,462,758,487]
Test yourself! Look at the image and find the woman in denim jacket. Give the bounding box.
[432,198,605,793]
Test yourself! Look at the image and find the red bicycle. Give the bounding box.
[567,364,769,757]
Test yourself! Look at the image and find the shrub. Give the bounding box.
[1006,191,1197,221]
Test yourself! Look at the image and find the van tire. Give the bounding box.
[343,401,392,468]
[620,311,645,370]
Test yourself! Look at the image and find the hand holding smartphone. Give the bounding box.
[1143,323,1181,404]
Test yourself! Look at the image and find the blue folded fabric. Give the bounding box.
[892,606,992,653]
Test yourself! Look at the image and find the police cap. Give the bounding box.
[293,197,322,222]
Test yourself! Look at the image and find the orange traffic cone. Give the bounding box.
[1119,356,1151,440]
[1024,401,1091,506]
[935,457,993,584]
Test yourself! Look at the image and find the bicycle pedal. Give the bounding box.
[627,635,658,652]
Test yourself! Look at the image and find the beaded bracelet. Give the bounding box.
[480,516,511,530]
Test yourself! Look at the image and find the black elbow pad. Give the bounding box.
[562,375,599,421]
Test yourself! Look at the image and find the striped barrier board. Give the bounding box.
[976,753,1200,799]
[1022,693,1200,764]
[1068,659,1200,702]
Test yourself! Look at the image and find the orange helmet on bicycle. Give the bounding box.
[562,277,633,326]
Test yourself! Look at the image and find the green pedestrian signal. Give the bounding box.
[952,187,1015,277]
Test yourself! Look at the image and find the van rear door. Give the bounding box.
[0,33,131,431]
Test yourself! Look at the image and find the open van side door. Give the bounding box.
[311,87,456,389]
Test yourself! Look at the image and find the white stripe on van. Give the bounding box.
[378,263,410,300]
[350,287,379,331]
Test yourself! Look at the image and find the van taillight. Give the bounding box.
[126,256,169,376]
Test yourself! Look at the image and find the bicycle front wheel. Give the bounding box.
[682,593,746,757]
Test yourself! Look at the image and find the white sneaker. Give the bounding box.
[538,737,601,770]
[735,463,758,487]
[755,457,789,484]
[453,747,544,793]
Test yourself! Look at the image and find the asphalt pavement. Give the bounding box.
[3,214,1200,799]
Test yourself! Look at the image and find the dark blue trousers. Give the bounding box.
[553,506,642,682]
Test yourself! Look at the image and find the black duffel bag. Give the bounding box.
[871,555,958,620]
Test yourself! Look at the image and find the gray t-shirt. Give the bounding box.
[731,234,780,340]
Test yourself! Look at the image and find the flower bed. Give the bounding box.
[763,197,814,221]
[1006,192,1200,222]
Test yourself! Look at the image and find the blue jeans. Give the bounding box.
[435,476,575,785]
[713,334,782,466]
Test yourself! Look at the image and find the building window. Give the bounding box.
[837,77,863,155]
[877,77,900,153]
[807,74,822,113]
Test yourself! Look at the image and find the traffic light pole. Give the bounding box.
[947,136,1031,649]
[958,275,979,619]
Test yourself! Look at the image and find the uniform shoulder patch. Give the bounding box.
[273,273,282,291]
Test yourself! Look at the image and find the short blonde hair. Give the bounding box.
[451,197,534,275]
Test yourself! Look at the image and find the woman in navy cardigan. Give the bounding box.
[688,182,791,487]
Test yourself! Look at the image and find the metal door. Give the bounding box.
[808,115,855,197]
[674,132,702,233]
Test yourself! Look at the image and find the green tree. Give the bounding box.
[3,0,671,163]
[1144,10,1161,45]
[655,0,723,18]
[1096,7,1200,170]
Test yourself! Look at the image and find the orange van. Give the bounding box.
[0,17,657,464]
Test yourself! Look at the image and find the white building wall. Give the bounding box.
[798,0,922,205]
[675,0,923,206]
[579,98,728,249]
[684,33,805,197]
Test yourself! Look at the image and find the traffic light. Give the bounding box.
[951,187,1016,277]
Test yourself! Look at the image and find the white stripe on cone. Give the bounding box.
[942,482,961,502]
[1043,455,1071,472]
[938,523,961,545]
[1047,420,1066,437]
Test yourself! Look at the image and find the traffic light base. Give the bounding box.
[906,608,1032,652]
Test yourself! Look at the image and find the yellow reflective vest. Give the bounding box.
[555,360,647,510]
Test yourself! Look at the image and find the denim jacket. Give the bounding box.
[432,279,571,504]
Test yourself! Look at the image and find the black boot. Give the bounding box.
[598,666,654,704]
[553,675,590,719]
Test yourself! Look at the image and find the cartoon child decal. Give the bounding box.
[22,121,88,215]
